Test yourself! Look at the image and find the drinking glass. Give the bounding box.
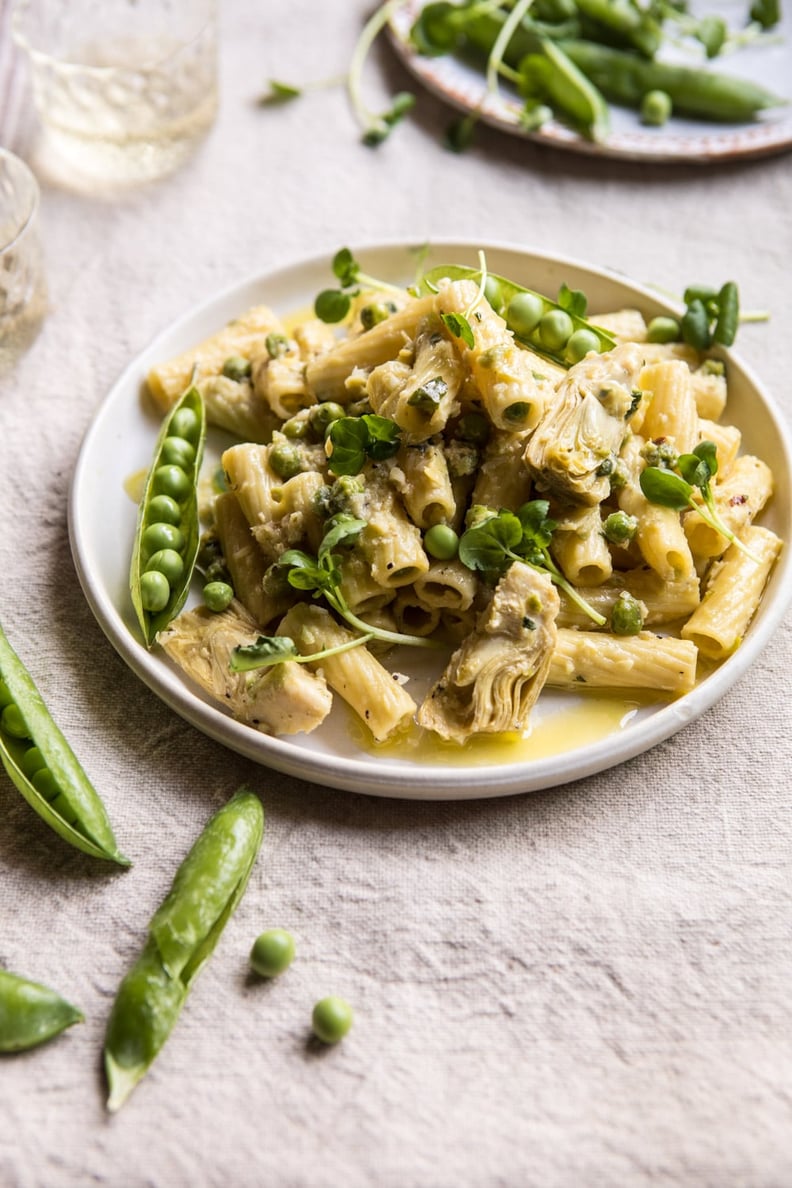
[12,0,218,184]
[0,148,46,371]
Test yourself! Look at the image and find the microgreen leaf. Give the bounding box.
[558,283,587,318]
[442,312,475,349]
[318,514,367,563]
[639,467,693,511]
[259,80,302,106]
[326,415,401,476]
[314,289,352,324]
[458,512,523,575]
[332,248,359,287]
[230,636,301,671]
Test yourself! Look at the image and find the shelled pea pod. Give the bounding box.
[104,788,264,1112]
[0,622,129,865]
[130,385,206,648]
[420,264,616,366]
[0,969,84,1052]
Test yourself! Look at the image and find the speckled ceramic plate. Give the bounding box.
[68,241,792,798]
[389,1,792,162]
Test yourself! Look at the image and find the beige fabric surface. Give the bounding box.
[1,2,792,1185]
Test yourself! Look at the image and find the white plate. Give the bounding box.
[68,241,792,799]
[389,1,792,163]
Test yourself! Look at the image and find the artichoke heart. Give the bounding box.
[417,562,559,743]
[160,602,332,736]
[525,343,645,506]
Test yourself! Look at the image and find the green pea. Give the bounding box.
[1,703,30,740]
[646,316,681,344]
[250,929,295,978]
[602,511,638,545]
[160,436,196,469]
[146,495,182,526]
[311,996,353,1044]
[360,302,397,331]
[169,407,200,442]
[222,355,252,381]
[564,328,601,364]
[153,464,191,501]
[32,768,60,801]
[538,309,574,352]
[611,591,644,636]
[268,443,303,480]
[20,745,45,778]
[424,524,459,561]
[282,416,310,440]
[309,402,346,437]
[506,292,545,337]
[484,276,504,313]
[641,89,673,126]
[142,522,185,556]
[145,549,185,585]
[140,570,171,613]
[0,678,12,708]
[203,582,234,613]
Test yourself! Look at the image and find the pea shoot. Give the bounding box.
[270,515,442,651]
[325,413,401,476]
[314,247,404,324]
[458,502,607,626]
[639,440,761,563]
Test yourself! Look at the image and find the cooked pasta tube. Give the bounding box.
[689,366,727,421]
[252,351,314,420]
[351,469,429,588]
[434,279,549,433]
[413,560,477,612]
[147,305,285,408]
[550,505,613,587]
[439,607,477,642]
[222,443,278,535]
[213,492,283,628]
[680,526,782,660]
[367,315,466,441]
[304,295,435,403]
[392,590,441,637]
[258,470,326,557]
[684,455,773,560]
[396,442,456,528]
[161,603,332,735]
[698,418,741,476]
[619,437,696,581]
[548,628,698,695]
[336,554,396,615]
[472,431,533,513]
[292,318,337,360]
[590,308,648,343]
[277,604,416,741]
[639,360,699,456]
[417,563,559,742]
[557,569,701,628]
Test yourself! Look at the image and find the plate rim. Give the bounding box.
[387,2,792,164]
[68,237,792,799]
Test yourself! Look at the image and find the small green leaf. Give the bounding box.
[442,312,475,349]
[332,248,359,288]
[314,289,352,324]
[458,512,523,574]
[558,283,587,318]
[639,467,693,511]
[259,80,302,105]
[230,636,300,672]
[361,414,402,461]
[318,515,367,563]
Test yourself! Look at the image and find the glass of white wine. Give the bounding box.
[12,0,218,185]
[0,148,47,373]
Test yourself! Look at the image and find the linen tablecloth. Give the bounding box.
[1,2,791,1184]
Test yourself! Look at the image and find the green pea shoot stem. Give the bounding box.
[348,0,415,144]
[485,0,535,98]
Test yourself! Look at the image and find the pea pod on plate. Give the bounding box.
[130,385,206,647]
[104,788,264,1111]
[419,264,616,366]
[0,969,84,1052]
[0,622,129,865]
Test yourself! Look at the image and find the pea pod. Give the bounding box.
[420,264,616,366]
[130,385,206,647]
[0,622,129,865]
[104,788,264,1111]
[0,969,83,1052]
[560,40,784,122]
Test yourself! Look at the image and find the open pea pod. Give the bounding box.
[420,264,616,367]
[130,385,206,648]
[0,623,129,865]
[0,969,84,1052]
[104,788,264,1112]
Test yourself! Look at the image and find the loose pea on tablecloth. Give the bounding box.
[1,2,792,1185]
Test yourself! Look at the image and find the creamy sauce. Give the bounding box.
[355,695,645,767]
